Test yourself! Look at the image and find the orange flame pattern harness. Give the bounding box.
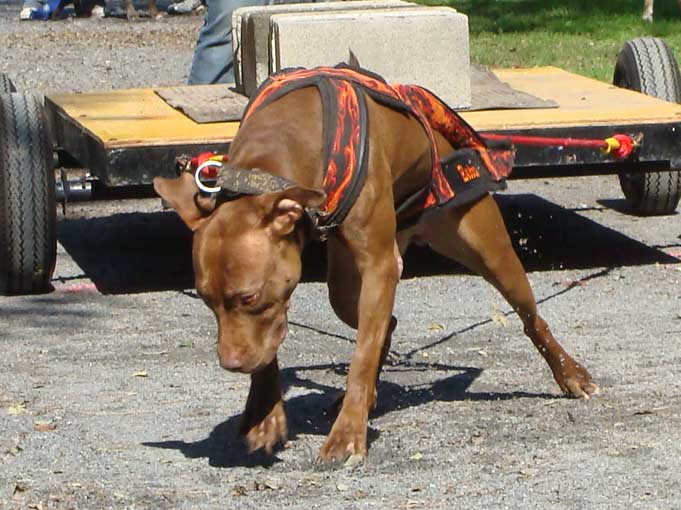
[243,65,514,233]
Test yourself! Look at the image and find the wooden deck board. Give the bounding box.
[46,66,681,151]
[46,86,241,149]
[462,67,681,130]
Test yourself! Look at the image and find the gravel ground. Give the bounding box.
[0,0,198,93]
[2,3,681,509]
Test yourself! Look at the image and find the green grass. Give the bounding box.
[420,0,681,82]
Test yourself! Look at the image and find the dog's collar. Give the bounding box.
[204,164,330,243]
[215,165,297,197]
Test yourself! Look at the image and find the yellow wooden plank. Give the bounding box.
[461,66,681,130]
[47,87,240,149]
[46,67,681,151]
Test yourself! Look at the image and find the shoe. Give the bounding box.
[167,0,203,15]
[19,6,37,19]
[90,4,104,17]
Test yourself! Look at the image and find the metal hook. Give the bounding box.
[194,160,223,194]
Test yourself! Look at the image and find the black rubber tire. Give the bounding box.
[0,74,16,94]
[0,93,57,295]
[613,37,681,215]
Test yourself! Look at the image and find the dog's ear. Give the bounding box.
[153,174,217,231]
[347,49,361,69]
[266,186,326,237]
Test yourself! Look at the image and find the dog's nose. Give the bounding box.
[218,348,245,371]
[220,356,243,371]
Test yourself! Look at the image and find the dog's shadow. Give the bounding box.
[56,193,679,294]
[142,360,555,468]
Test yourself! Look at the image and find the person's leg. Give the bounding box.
[188,0,270,85]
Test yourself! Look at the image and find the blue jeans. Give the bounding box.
[188,0,270,85]
[188,0,319,85]
[22,0,46,9]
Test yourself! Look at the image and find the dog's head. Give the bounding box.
[154,172,325,373]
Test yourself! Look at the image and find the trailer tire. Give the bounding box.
[614,37,681,215]
[0,74,16,94]
[0,93,57,295]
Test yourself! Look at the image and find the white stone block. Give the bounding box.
[269,7,471,108]
[233,1,414,95]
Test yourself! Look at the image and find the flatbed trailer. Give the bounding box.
[2,37,680,295]
[43,65,681,185]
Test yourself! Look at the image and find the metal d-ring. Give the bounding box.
[194,160,223,194]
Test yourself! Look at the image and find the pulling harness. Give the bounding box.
[190,65,637,239]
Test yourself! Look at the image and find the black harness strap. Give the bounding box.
[311,79,370,238]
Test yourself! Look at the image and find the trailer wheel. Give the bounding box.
[614,37,681,215]
[0,74,16,94]
[0,93,57,295]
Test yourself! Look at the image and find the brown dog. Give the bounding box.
[154,71,598,463]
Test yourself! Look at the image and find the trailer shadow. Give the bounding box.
[0,295,105,340]
[596,198,681,217]
[401,193,679,278]
[57,208,195,294]
[142,360,556,468]
[55,193,679,294]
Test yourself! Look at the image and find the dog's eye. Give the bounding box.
[240,293,258,306]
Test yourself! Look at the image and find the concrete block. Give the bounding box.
[269,7,471,108]
[233,0,413,95]
[233,0,322,91]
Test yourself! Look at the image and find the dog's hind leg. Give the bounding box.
[417,195,599,399]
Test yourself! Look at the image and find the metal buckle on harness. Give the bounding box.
[194,160,223,194]
[305,208,333,241]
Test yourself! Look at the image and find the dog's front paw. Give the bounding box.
[319,411,367,463]
[240,400,287,454]
[554,360,599,399]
